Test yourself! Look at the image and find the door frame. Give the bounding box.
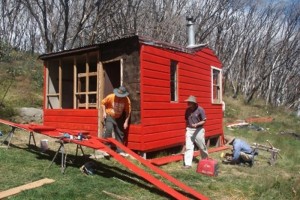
[97,58,124,137]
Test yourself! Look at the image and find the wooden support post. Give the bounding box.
[73,57,77,109]
[206,138,211,148]
[98,60,104,137]
[59,59,62,109]
[85,54,90,109]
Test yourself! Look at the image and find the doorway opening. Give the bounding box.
[103,59,122,96]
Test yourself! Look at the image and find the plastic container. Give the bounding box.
[78,133,82,140]
[40,139,49,152]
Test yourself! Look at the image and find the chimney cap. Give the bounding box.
[186,16,195,23]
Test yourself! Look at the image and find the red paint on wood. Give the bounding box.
[143,109,184,118]
[150,146,229,166]
[107,138,209,200]
[245,117,273,123]
[0,117,208,199]
[139,44,223,152]
[44,109,97,116]
[43,109,98,137]
[40,39,224,153]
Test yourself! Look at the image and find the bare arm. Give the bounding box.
[123,112,130,130]
[101,105,107,119]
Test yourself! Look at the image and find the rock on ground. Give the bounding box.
[13,107,43,123]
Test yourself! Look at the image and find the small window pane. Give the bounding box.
[170,61,178,102]
[212,68,222,103]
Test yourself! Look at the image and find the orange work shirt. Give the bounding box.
[101,93,131,119]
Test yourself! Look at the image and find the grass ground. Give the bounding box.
[0,96,299,200]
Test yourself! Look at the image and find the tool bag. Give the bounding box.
[196,157,218,176]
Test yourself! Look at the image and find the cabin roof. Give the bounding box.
[38,35,208,60]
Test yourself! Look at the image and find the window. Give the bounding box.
[45,52,99,109]
[46,60,61,109]
[212,67,222,104]
[75,54,98,109]
[170,60,178,102]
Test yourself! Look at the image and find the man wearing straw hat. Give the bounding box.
[223,135,256,167]
[101,86,131,157]
[182,95,208,169]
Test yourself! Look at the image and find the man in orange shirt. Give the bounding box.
[101,86,131,157]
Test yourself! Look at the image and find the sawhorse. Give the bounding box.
[28,132,37,146]
[252,140,281,166]
[1,126,36,149]
[0,127,16,149]
[48,140,84,174]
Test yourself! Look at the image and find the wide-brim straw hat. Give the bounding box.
[184,95,197,104]
[224,135,235,145]
[113,86,129,97]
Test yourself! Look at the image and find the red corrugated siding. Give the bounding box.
[139,45,223,152]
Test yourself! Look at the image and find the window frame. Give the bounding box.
[170,60,178,102]
[211,66,222,104]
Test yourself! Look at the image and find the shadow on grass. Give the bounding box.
[7,143,198,200]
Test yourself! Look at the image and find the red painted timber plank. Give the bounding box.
[0,117,208,199]
[143,61,169,73]
[142,123,185,134]
[150,146,230,166]
[43,122,98,131]
[0,119,33,132]
[198,48,222,64]
[44,116,97,124]
[143,109,183,118]
[143,85,169,95]
[179,82,211,92]
[143,46,177,60]
[107,138,209,200]
[142,130,184,143]
[194,52,222,67]
[143,102,185,110]
[143,116,183,126]
[44,109,98,117]
[127,134,142,142]
[245,117,273,123]
[143,94,170,102]
[178,51,217,68]
[144,137,185,151]
[143,77,169,88]
[142,52,170,66]
[143,69,169,80]
[180,72,211,82]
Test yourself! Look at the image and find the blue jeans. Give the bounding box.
[103,115,125,153]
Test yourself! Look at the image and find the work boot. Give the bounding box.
[248,155,255,167]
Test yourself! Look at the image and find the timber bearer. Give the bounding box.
[101,86,131,157]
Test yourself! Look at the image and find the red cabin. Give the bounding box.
[39,35,224,156]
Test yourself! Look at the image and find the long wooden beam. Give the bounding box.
[150,146,229,166]
[0,118,208,199]
[106,138,209,200]
[0,178,55,199]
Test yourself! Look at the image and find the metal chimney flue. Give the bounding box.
[186,16,196,48]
